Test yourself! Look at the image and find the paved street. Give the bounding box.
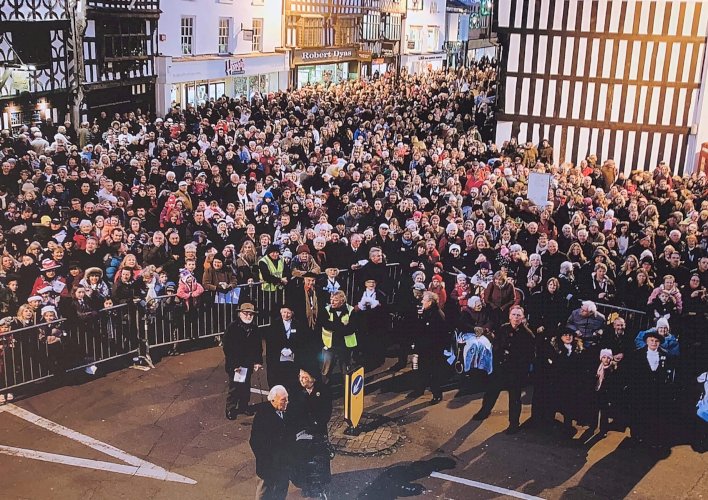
[1,347,706,500]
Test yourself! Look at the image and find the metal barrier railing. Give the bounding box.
[594,302,652,334]
[0,263,402,393]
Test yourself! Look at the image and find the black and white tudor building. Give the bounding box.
[0,0,159,131]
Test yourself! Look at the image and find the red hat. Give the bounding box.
[296,244,310,255]
[432,274,444,282]
[40,259,61,272]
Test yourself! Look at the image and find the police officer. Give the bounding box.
[473,305,536,434]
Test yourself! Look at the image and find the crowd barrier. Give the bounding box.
[0,263,651,395]
[594,302,653,334]
[0,264,403,393]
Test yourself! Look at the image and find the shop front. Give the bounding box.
[155,53,289,115]
[291,47,371,88]
[401,53,446,74]
[371,41,400,76]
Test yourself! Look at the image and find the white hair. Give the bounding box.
[581,300,597,314]
[267,385,288,401]
[560,261,574,274]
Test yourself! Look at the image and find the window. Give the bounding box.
[10,28,51,66]
[362,12,381,41]
[408,26,422,52]
[426,27,439,52]
[383,13,402,41]
[252,18,263,52]
[181,16,195,55]
[297,17,324,48]
[407,0,423,11]
[335,17,358,46]
[99,18,149,73]
[218,18,231,54]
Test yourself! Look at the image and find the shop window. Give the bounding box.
[218,18,231,54]
[297,17,324,48]
[335,17,358,46]
[252,18,263,52]
[181,16,195,55]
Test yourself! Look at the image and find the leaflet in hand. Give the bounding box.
[233,366,248,383]
[296,430,313,441]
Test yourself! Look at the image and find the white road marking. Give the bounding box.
[0,446,196,483]
[430,472,545,500]
[0,404,196,485]
[250,388,269,395]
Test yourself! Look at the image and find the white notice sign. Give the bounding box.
[527,172,552,208]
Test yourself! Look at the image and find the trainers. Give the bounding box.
[225,409,238,420]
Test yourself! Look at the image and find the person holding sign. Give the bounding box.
[223,302,263,420]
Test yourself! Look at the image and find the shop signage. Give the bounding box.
[417,54,444,61]
[381,42,397,58]
[225,58,245,75]
[372,58,385,65]
[293,47,359,65]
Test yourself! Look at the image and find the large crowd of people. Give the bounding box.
[0,60,706,458]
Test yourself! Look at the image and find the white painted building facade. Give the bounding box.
[155,0,288,115]
[401,0,448,73]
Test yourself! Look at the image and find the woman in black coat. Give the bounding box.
[540,331,586,428]
[527,278,569,341]
[411,291,450,405]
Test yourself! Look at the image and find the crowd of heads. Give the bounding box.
[0,60,705,368]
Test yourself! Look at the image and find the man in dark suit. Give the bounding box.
[286,272,327,359]
[250,385,296,500]
[628,329,676,445]
[223,302,263,420]
[266,305,309,393]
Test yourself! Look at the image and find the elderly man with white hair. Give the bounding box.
[250,385,295,500]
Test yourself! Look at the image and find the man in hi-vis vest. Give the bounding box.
[320,290,359,385]
[258,244,289,315]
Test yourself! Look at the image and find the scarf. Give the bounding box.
[304,287,318,329]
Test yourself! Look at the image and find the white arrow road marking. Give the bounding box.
[430,472,545,500]
[0,445,196,483]
[0,404,196,485]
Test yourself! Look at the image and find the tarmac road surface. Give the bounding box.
[1,346,706,500]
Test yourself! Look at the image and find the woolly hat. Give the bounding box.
[599,348,613,360]
[449,244,461,253]
[656,318,670,330]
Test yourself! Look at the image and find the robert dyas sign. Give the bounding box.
[292,47,364,65]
